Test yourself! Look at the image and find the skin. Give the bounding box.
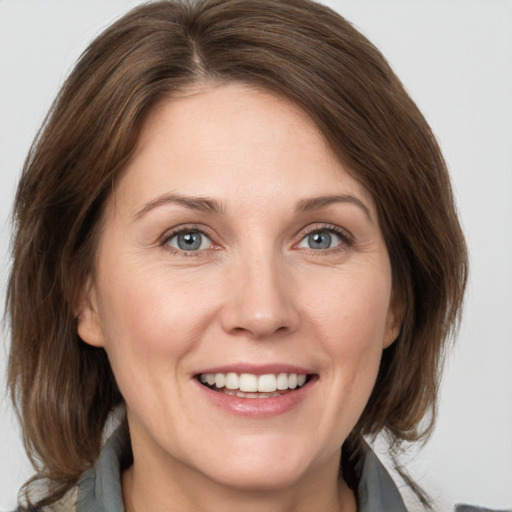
[78,82,402,512]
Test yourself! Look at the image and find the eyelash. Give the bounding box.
[296,224,354,254]
[161,223,354,257]
[161,224,216,257]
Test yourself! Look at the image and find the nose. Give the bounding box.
[220,249,300,340]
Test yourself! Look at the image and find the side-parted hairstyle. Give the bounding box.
[7,0,467,508]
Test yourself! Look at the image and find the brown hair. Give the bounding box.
[7,0,467,508]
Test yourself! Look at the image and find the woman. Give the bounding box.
[6,0,475,510]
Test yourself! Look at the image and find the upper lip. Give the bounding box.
[194,363,316,377]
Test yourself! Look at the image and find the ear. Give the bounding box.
[75,279,105,348]
[383,288,404,349]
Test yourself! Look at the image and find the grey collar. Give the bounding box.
[76,427,128,512]
[76,427,407,512]
[358,442,408,511]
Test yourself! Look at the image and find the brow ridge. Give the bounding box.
[296,195,372,221]
[134,193,223,220]
[134,192,371,222]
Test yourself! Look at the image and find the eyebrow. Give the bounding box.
[134,193,224,220]
[296,195,373,222]
[134,192,372,222]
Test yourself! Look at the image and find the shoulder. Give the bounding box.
[454,506,512,512]
[357,442,511,512]
[40,487,78,512]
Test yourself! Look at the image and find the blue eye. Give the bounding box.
[298,229,344,250]
[167,230,211,251]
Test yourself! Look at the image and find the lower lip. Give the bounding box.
[194,378,316,418]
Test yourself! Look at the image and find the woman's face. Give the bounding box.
[78,83,401,493]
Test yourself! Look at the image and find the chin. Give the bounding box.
[202,460,310,492]
[192,437,328,492]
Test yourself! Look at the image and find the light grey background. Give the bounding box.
[1,1,511,511]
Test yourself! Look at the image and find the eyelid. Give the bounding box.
[159,222,353,256]
[161,224,219,255]
[294,223,354,250]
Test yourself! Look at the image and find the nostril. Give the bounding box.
[229,324,291,339]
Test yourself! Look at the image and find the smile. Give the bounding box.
[198,372,310,398]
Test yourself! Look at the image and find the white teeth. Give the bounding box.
[257,374,277,393]
[276,373,289,390]
[215,373,225,388]
[239,373,258,392]
[199,372,309,393]
[223,389,282,399]
[225,372,239,390]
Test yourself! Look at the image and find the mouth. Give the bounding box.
[196,372,314,399]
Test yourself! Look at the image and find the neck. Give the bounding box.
[122,445,357,512]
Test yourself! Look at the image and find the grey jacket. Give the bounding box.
[43,428,509,512]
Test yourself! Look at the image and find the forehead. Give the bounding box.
[113,82,375,215]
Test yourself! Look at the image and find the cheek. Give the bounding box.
[95,261,216,372]
[307,268,392,391]
[311,268,392,346]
